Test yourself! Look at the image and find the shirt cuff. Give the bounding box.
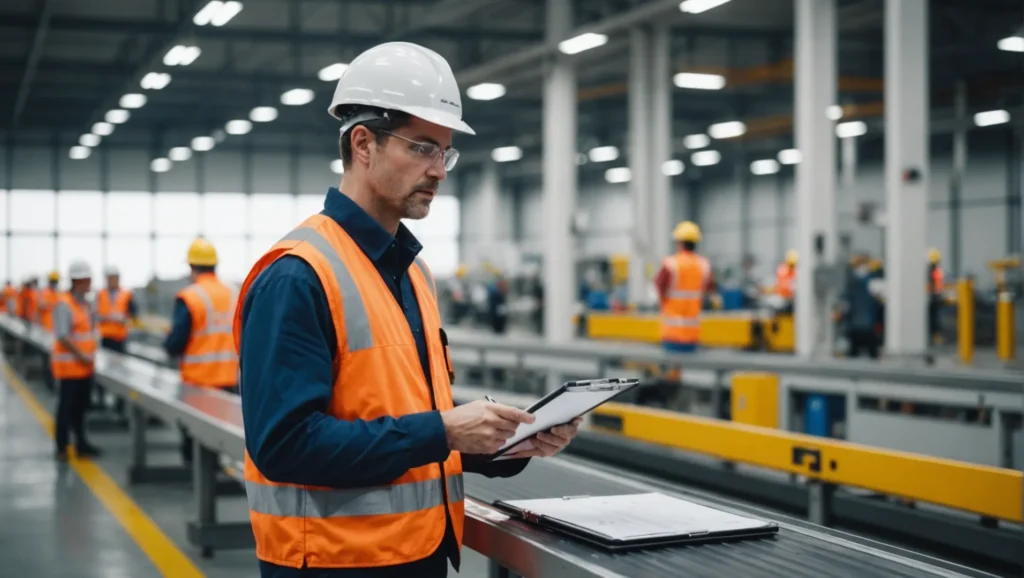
[400,410,451,465]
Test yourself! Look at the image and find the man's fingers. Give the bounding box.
[491,404,535,424]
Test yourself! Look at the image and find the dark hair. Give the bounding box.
[682,241,697,251]
[337,106,413,169]
[192,265,216,275]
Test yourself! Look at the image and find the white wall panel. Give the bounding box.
[10,147,51,190]
[252,153,289,194]
[109,150,149,191]
[60,152,101,190]
[298,154,335,196]
[205,150,244,193]
[155,159,196,193]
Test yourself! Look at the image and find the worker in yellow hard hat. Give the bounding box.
[38,270,61,333]
[654,220,713,353]
[164,237,239,464]
[774,250,797,301]
[446,264,470,324]
[927,248,944,345]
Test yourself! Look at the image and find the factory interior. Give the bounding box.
[1,0,1023,577]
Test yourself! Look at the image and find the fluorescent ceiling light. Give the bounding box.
[835,120,867,138]
[691,150,721,167]
[708,120,746,139]
[826,105,844,121]
[751,159,780,175]
[318,62,349,82]
[150,158,172,173]
[575,153,588,165]
[104,109,129,124]
[194,0,243,26]
[79,133,101,148]
[604,167,632,184]
[683,134,710,149]
[997,35,1024,52]
[673,72,726,90]
[169,147,193,162]
[974,109,1010,127]
[249,106,278,122]
[280,88,314,106]
[140,72,171,90]
[225,119,252,135]
[491,146,523,163]
[330,159,344,174]
[466,82,506,101]
[679,0,732,14]
[119,93,147,109]
[777,148,802,165]
[91,122,114,136]
[662,159,685,176]
[68,146,91,160]
[587,145,619,163]
[191,136,215,151]
[163,45,201,66]
[558,32,608,55]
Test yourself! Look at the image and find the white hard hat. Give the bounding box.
[328,42,475,135]
[68,259,92,280]
[105,265,120,276]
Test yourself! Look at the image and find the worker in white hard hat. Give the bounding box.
[235,42,577,577]
[96,265,138,354]
[51,259,101,460]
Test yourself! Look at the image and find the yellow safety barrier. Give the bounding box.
[957,278,973,365]
[583,312,795,352]
[592,402,1023,522]
[730,373,778,428]
[996,291,1015,362]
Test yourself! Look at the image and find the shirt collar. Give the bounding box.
[321,187,422,267]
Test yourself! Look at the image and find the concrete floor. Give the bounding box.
[0,361,493,578]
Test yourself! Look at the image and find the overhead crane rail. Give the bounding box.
[0,314,1011,577]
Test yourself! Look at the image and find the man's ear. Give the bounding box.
[349,125,375,166]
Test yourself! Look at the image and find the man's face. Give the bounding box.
[367,116,452,221]
[108,275,119,288]
[73,278,91,295]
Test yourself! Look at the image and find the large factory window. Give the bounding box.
[57,236,103,282]
[107,236,153,289]
[153,237,193,280]
[296,194,324,221]
[202,193,247,236]
[10,190,56,234]
[403,194,460,278]
[57,190,104,234]
[203,236,247,284]
[154,192,200,236]
[106,192,153,235]
[10,236,54,283]
[249,194,296,236]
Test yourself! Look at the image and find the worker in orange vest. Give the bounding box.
[163,238,239,464]
[38,270,61,332]
[775,250,798,300]
[96,265,138,353]
[1,280,15,313]
[51,260,101,460]
[654,221,713,353]
[17,276,40,324]
[235,42,578,577]
[927,248,944,345]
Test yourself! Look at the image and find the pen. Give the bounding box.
[485,395,497,404]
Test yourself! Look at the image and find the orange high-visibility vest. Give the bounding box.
[234,214,464,569]
[660,250,710,345]
[929,266,944,294]
[1,285,15,313]
[177,274,238,388]
[18,287,39,322]
[775,264,795,299]
[50,293,97,380]
[97,288,133,342]
[38,287,59,331]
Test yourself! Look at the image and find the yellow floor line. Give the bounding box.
[2,363,205,578]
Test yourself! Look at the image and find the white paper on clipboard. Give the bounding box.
[493,383,634,458]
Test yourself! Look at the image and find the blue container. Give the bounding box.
[719,288,745,310]
[804,394,831,437]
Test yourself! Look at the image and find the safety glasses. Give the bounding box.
[380,130,460,171]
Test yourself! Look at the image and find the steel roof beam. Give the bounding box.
[10,0,54,129]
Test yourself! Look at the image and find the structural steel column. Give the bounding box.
[628,26,652,305]
[477,162,501,263]
[542,0,577,343]
[794,0,838,357]
[649,24,673,263]
[884,0,929,356]
[950,80,966,279]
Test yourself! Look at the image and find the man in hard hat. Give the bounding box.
[96,265,138,354]
[775,250,798,301]
[2,280,15,314]
[38,271,61,332]
[234,41,579,577]
[17,275,39,326]
[838,255,882,359]
[163,238,239,464]
[654,221,713,352]
[51,260,101,460]
[927,248,944,345]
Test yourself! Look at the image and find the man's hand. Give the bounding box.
[502,417,583,459]
[441,401,535,455]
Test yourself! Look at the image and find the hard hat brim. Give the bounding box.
[331,103,475,136]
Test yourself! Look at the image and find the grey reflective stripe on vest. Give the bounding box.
[666,289,702,300]
[662,316,700,327]
[52,353,94,363]
[277,226,373,352]
[246,474,463,518]
[100,314,127,323]
[190,284,234,337]
[182,351,238,364]
[412,257,436,299]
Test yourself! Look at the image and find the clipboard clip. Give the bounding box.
[566,377,639,392]
[561,495,591,500]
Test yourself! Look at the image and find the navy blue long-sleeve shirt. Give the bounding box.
[240,188,528,578]
[162,297,192,357]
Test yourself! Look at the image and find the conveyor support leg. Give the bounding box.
[808,481,835,526]
[126,404,191,484]
[186,442,255,555]
[488,560,514,578]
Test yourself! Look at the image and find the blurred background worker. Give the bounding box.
[2,280,15,313]
[51,260,101,461]
[839,255,882,359]
[775,250,798,303]
[163,238,239,464]
[444,264,469,324]
[18,276,39,325]
[38,271,61,332]
[96,265,138,354]
[927,248,945,345]
[655,221,713,353]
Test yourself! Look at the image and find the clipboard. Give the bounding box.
[492,493,779,551]
[489,377,639,460]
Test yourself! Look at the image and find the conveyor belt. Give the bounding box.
[468,457,992,578]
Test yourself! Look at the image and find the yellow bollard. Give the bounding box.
[957,278,974,365]
[996,291,1015,362]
